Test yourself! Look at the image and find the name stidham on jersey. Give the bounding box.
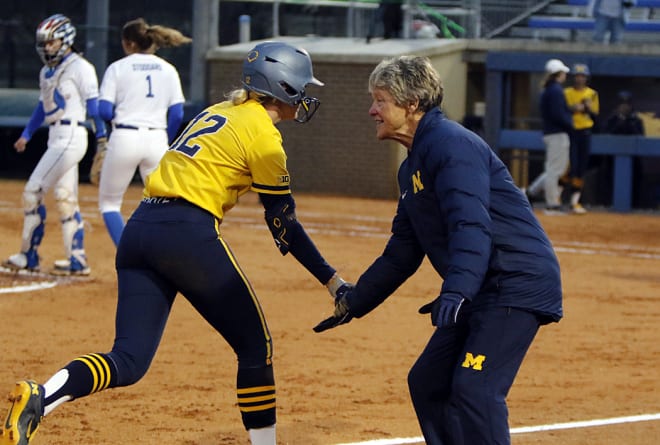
[132,63,162,71]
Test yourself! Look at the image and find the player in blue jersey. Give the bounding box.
[0,41,351,445]
[314,55,563,445]
[2,14,106,276]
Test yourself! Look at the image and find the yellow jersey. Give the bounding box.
[144,99,291,221]
[564,86,599,130]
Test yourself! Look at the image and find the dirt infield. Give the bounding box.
[0,178,658,444]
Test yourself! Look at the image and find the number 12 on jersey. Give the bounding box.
[169,111,227,157]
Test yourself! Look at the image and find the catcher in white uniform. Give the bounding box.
[3,14,107,276]
[93,17,190,246]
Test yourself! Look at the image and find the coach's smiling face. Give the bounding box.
[368,88,421,150]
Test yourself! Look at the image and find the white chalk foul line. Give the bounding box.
[0,281,58,294]
[333,412,660,445]
[510,412,660,433]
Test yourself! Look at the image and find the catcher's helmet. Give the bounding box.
[242,41,324,123]
[36,14,76,66]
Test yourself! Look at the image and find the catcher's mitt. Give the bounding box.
[89,137,107,186]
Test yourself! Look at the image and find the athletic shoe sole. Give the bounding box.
[543,209,567,216]
[0,380,44,445]
[0,261,40,273]
[49,266,91,277]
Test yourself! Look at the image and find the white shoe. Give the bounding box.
[50,257,91,276]
[543,205,567,216]
[572,203,587,214]
[53,259,70,269]
[2,252,40,271]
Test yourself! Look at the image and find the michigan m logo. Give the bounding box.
[412,170,424,193]
[461,352,486,371]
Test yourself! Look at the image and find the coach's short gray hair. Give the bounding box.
[368,56,443,112]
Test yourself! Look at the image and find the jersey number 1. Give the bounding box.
[145,75,154,97]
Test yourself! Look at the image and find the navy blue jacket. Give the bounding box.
[540,80,574,135]
[347,109,563,323]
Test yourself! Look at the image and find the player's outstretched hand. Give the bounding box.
[313,284,354,333]
[418,293,465,327]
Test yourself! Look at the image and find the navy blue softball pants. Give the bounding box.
[569,128,592,184]
[111,198,276,429]
[408,307,540,445]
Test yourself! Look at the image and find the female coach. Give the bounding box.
[0,41,351,445]
[314,55,563,445]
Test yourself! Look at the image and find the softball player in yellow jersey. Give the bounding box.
[564,63,599,214]
[0,42,352,445]
[145,98,289,219]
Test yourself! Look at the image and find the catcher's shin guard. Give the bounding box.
[3,204,46,271]
[19,204,46,261]
[60,210,84,258]
[53,210,90,275]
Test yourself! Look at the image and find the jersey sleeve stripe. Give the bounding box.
[252,183,290,192]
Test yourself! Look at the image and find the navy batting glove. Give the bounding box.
[418,293,465,327]
[313,284,354,333]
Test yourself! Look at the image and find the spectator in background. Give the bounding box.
[527,58,574,215]
[564,63,599,214]
[366,1,403,43]
[587,0,637,44]
[603,90,646,206]
[604,90,644,135]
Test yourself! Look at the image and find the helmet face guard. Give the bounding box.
[35,14,76,66]
[242,41,324,123]
[295,96,321,123]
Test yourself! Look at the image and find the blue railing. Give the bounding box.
[497,129,660,212]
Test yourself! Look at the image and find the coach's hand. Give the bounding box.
[314,283,354,333]
[90,137,108,186]
[418,293,465,327]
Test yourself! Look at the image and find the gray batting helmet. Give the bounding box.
[572,63,590,76]
[36,14,76,66]
[242,41,324,123]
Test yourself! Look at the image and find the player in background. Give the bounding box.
[2,14,106,276]
[564,63,599,214]
[92,18,190,246]
[0,41,351,445]
[314,55,563,445]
